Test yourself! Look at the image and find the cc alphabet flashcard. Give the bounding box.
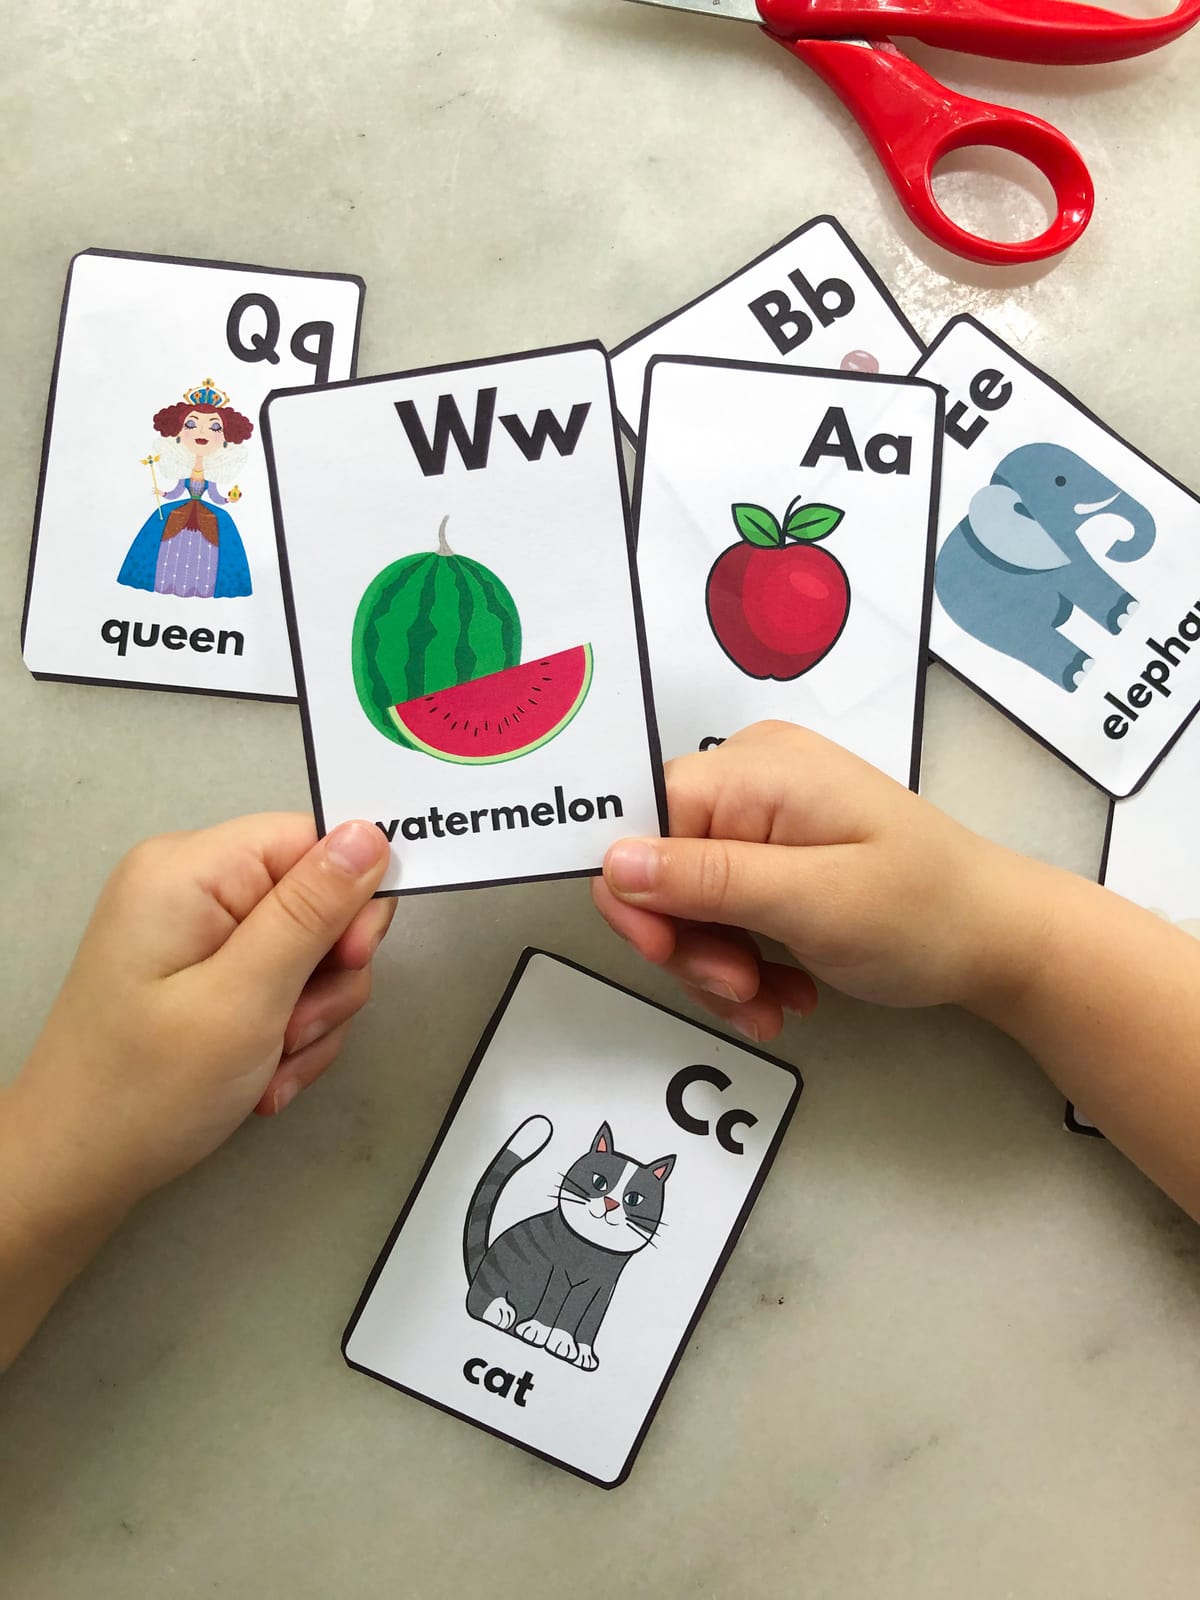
[1065,720,1200,1138]
[632,356,943,785]
[914,316,1200,798]
[1101,712,1200,934]
[609,216,924,442]
[22,248,364,701]
[265,342,666,896]
[342,949,803,1488]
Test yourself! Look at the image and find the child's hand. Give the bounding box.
[9,815,394,1216]
[593,722,1020,1042]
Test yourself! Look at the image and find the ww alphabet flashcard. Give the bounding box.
[609,215,925,442]
[343,949,803,1488]
[264,342,666,896]
[632,356,943,786]
[22,248,364,701]
[914,316,1200,798]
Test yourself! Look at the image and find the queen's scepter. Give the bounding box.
[141,453,164,521]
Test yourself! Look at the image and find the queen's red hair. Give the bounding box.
[153,400,254,445]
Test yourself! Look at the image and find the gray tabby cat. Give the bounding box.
[464,1117,675,1372]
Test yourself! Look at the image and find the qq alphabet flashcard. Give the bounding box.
[22,249,364,701]
[633,356,942,786]
[342,949,803,1488]
[609,215,924,442]
[914,316,1200,798]
[265,342,666,896]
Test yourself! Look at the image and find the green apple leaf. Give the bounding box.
[732,503,783,547]
[783,501,844,542]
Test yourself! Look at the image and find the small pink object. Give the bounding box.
[841,350,880,373]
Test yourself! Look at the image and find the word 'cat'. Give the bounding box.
[463,1117,674,1374]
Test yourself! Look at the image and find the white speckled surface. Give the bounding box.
[3,2,1200,1593]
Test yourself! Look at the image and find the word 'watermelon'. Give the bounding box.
[352,516,521,744]
[389,644,593,765]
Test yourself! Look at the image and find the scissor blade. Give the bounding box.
[622,0,761,22]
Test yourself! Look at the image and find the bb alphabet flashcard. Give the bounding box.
[264,342,666,896]
[22,249,364,701]
[342,949,803,1488]
[632,356,943,785]
[609,216,924,442]
[914,316,1200,798]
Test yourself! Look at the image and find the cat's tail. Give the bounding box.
[463,1115,553,1284]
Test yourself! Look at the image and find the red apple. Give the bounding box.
[706,499,850,681]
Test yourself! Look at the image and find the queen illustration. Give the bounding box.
[118,378,254,598]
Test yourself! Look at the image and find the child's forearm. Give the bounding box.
[966,855,1200,1220]
[0,1071,133,1370]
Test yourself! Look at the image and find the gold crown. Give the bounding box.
[183,377,230,408]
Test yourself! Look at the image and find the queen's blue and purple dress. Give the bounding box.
[117,476,252,599]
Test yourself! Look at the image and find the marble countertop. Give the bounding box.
[3,1,1200,1594]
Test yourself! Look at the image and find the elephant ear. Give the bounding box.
[965,484,1071,572]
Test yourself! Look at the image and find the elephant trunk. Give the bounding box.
[1101,494,1156,563]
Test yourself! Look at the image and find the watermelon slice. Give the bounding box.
[388,644,593,764]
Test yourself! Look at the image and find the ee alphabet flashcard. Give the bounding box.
[342,950,803,1488]
[633,356,943,785]
[264,342,666,896]
[914,316,1200,798]
[22,249,364,701]
[609,215,924,442]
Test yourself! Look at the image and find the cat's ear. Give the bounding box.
[648,1155,676,1183]
[592,1122,614,1155]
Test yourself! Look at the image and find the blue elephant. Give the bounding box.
[935,443,1156,692]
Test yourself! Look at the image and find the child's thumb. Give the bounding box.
[216,821,390,1014]
[602,836,802,946]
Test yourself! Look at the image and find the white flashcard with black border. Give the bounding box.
[22,249,364,701]
[609,216,924,443]
[914,316,1200,799]
[632,356,942,786]
[264,342,666,896]
[343,949,803,1488]
[1069,713,1200,1135]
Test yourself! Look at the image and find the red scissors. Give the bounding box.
[623,0,1200,266]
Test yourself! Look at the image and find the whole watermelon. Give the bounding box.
[352,517,522,745]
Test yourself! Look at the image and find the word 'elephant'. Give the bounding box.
[935,444,1156,691]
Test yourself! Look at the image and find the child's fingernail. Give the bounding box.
[273,1078,302,1115]
[699,978,740,1002]
[606,840,658,896]
[325,820,385,877]
[733,1017,761,1044]
[286,1020,323,1056]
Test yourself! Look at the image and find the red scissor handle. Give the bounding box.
[758,0,1200,65]
[782,37,1094,265]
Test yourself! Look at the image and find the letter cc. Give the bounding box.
[665,1064,758,1155]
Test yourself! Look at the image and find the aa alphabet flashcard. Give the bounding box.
[914,316,1200,798]
[343,949,802,1488]
[633,356,942,785]
[609,216,924,442]
[22,249,363,701]
[265,342,666,896]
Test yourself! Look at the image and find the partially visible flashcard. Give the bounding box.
[343,949,802,1487]
[1065,711,1200,1136]
[23,249,363,700]
[1101,709,1200,922]
[633,356,942,785]
[265,343,666,896]
[914,317,1200,798]
[610,216,924,441]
